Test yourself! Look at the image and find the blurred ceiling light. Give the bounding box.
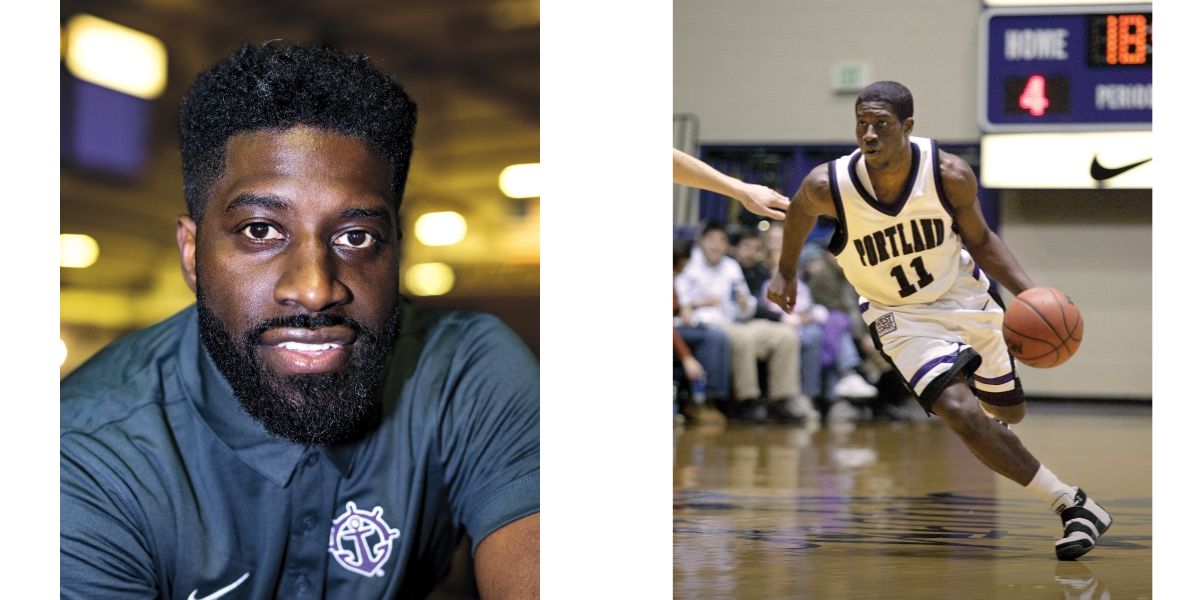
[404,263,455,297]
[64,14,168,100]
[756,220,771,232]
[60,234,100,269]
[499,163,541,198]
[414,211,468,246]
[59,339,69,367]
[489,0,540,30]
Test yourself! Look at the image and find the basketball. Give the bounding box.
[1003,287,1084,368]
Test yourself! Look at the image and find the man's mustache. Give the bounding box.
[246,313,367,344]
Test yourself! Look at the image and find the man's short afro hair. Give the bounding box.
[179,41,417,220]
[855,80,914,122]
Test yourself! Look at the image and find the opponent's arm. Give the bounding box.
[941,152,1036,296]
[767,167,837,313]
[475,513,539,599]
[673,148,789,220]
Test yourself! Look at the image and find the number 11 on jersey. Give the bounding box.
[891,256,935,298]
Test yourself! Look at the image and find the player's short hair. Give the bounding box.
[179,41,418,220]
[855,81,914,122]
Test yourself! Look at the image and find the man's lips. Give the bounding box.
[259,326,357,374]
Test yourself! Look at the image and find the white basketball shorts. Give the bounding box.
[858,257,1024,414]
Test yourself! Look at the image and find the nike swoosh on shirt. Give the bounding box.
[1090,155,1152,181]
[187,572,250,600]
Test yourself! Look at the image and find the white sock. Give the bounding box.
[1024,464,1075,508]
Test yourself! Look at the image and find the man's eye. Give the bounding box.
[242,223,283,240]
[334,230,377,249]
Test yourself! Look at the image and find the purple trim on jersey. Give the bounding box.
[859,301,869,314]
[848,141,921,217]
[972,260,981,280]
[931,140,957,220]
[910,353,958,390]
[827,160,849,256]
[973,371,1015,385]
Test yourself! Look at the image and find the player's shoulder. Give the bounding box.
[801,162,832,191]
[407,305,521,348]
[796,163,836,215]
[61,307,195,436]
[934,144,975,185]
[401,305,535,376]
[388,304,537,426]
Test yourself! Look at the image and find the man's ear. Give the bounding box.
[176,215,198,294]
[903,117,914,135]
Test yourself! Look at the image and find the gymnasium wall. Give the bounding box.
[674,0,1153,400]
[997,190,1150,399]
[673,0,983,142]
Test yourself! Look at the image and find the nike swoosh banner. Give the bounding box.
[1090,156,1152,181]
[981,131,1151,188]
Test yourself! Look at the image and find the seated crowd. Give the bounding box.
[674,221,915,426]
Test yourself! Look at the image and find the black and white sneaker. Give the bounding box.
[1051,487,1113,560]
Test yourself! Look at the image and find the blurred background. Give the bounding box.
[60,0,541,378]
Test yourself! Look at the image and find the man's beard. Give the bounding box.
[196,288,402,445]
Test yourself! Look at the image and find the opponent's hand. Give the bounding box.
[766,271,798,313]
[736,183,789,220]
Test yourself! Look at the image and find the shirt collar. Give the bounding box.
[176,307,355,486]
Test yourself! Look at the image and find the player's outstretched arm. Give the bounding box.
[940,151,1036,296]
[767,166,836,313]
[673,148,789,220]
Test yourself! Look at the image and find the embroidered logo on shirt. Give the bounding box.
[328,501,400,577]
[875,312,897,336]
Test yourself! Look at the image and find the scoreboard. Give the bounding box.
[979,4,1151,132]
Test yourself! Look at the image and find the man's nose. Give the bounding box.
[274,237,352,312]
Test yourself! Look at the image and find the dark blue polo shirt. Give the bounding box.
[61,304,539,599]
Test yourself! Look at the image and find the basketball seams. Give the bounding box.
[1002,323,1062,366]
[1004,326,1064,364]
[1061,293,1084,343]
[1014,294,1068,346]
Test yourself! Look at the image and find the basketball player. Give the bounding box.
[767,81,1110,560]
[673,148,790,219]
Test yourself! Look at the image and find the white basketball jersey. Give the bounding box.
[828,136,971,306]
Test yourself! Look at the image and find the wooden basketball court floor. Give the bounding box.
[673,403,1151,599]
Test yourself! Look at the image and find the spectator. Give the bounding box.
[758,274,877,423]
[732,230,777,322]
[674,242,730,426]
[799,240,918,420]
[765,222,786,270]
[676,223,816,424]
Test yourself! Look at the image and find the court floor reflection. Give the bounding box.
[673,404,1151,599]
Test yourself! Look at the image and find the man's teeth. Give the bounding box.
[277,341,341,351]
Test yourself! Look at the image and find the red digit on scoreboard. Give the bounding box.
[1018,75,1049,117]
